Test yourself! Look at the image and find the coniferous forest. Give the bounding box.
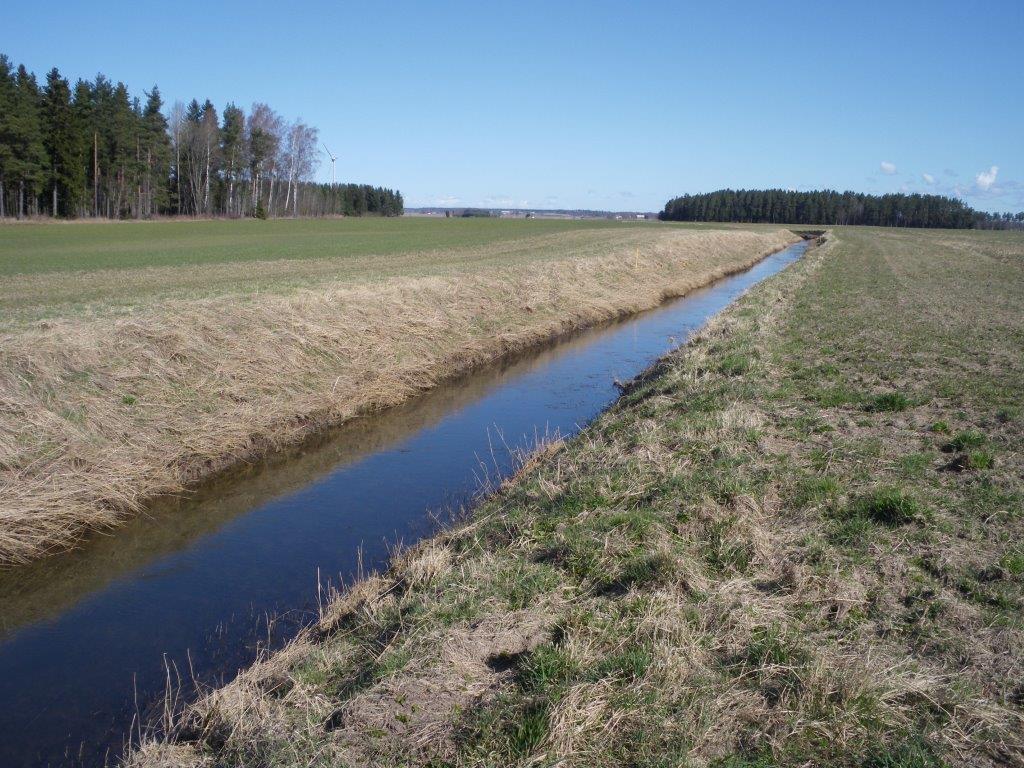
[660,189,1023,229]
[0,54,402,219]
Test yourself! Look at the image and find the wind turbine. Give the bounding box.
[323,144,337,185]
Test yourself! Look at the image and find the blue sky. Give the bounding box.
[5,0,1023,212]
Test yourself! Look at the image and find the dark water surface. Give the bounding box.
[0,241,807,766]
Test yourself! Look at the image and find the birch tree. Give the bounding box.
[282,119,319,216]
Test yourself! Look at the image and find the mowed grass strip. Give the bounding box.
[0,224,796,565]
[130,227,1024,767]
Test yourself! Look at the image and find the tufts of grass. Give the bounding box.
[507,701,550,755]
[465,696,551,759]
[811,384,864,408]
[899,452,933,478]
[846,487,923,527]
[705,518,754,574]
[865,391,912,412]
[942,429,986,452]
[719,352,753,376]
[589,646,653,682]
[789,474,844,508]
[744,623,808,668]
[711,756,778,768]
[964,450,995,470]
[1000,549,1024,577]
[516,645,576,694]
[995,406,1019,424]
[862,738,946,768]
[603,551,677,593]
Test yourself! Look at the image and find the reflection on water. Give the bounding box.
[0,338,573,639]
[0,242,807,767]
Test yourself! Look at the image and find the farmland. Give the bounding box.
[1,217,668,321]
[130,227,1024,767]
[0,218,795,564]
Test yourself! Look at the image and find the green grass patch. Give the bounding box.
[862,738,946,768]
[790,474,843,508]
[964,449,995,470]
[810,384,864,408]
[865,391,912,412]
[846,487,923,527]
[1000,549,1024,576]
[943,429,986,452]
[719,352,753,376]
[603,551,677,592]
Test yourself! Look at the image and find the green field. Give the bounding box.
[0,218,693,324]
[0,217,656,276]
[133,227,1024,767]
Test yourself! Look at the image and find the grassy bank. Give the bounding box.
[133,227,1024,767]
[0,223,795,564]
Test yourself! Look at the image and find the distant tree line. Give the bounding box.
[659,189,1021,229]
[973,210,1024,230]
[0,54,402,219]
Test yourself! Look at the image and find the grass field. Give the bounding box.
[0,218,667,323]
[0,217,647,276]
[131,227,1024,767]
[0,219,795,564]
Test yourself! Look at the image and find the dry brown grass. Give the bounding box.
[0,227,796,565]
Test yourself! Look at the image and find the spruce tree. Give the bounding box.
[6,65,49,217]
[141,86,171,216]
[42,67,86,217]
[0,55,15,217]
[220,104,245,216]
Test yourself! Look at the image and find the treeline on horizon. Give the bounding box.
[660,189,1024,230]
[0,54,402,220]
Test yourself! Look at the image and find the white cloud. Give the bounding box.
[975,166,998,191]
[922,173,935,185]
[880,161,897,175]
[434,195,461,205]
